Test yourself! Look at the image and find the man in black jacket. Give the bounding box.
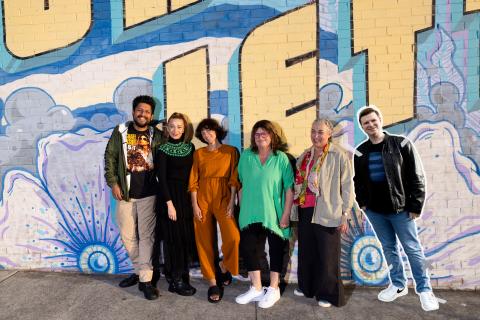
[353,106,439,312]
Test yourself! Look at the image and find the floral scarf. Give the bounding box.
[294,143,330,206]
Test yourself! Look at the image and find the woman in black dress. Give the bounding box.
[156,112,197,296]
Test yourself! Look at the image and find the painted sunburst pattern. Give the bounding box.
[0,128,131,274]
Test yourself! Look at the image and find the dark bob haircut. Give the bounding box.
[132,95,156,114]
[250,120,283,154]
[195,118,227,144]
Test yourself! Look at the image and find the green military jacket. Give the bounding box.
[104,121,165,201]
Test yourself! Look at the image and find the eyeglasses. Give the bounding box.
[254,132,269,138]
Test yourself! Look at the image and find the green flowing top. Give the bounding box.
[238,148,294,239]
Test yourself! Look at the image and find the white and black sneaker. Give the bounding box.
[378,284,408,302]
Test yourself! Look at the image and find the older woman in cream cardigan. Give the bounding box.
[292,118,354,308]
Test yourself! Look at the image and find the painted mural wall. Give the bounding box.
[0,0,479,289]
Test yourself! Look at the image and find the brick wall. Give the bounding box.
[0,0,479,289]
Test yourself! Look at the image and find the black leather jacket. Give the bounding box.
[353,132,425,214]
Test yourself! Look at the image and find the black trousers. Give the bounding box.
[297,207,345,307]
[240,223,289,273]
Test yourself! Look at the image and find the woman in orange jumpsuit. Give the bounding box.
[189,118,240,303]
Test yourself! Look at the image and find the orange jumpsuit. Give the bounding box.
[188,144,240,280]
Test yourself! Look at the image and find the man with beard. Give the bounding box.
[104,95,165,300]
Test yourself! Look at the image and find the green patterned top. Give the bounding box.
[158,141,193,157]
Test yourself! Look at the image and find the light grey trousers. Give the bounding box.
[116,195,156,282]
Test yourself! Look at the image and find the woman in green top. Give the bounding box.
[235,120,294,309]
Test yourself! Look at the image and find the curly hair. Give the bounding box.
[250,120,283,154]
[195,118,227,144]
[132,95,156,114]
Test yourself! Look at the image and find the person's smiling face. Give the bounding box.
[132,102,153,129]
[310,121,331,149]
[254,128,272,149]
[168,118,185,140]
[201,128,217,145]
[360,111,383,138]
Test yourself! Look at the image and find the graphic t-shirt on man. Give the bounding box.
[126,124,156,199]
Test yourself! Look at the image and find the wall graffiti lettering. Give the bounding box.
[0,0,479,290]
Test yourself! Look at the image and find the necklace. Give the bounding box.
[158,142,192,157]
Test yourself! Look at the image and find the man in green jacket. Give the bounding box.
[104,95,164,300]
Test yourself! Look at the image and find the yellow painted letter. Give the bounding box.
[124,0,168,28]
[164,47,209,145]
[465,0,480,12]
[240,3,317,155]
[171,0,200,12]
[352,1,432,125]
[3,0,91,58]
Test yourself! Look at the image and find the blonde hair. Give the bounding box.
[312,118,334,142]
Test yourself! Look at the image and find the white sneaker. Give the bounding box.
[378,284,408,302]
[258,286,281,309]
[293,288,304,297]
[419,291,439,311]
[317,299,332,308]
[235,286,265,304]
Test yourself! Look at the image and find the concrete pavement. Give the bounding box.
[0,270,478,320]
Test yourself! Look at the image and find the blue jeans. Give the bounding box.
[365,209,432,293]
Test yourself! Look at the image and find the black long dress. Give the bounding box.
[156,138,197,282]
[297,207,345,307]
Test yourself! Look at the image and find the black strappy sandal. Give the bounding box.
[207,285,224,303]
[220,271,233,286]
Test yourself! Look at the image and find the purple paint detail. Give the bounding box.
[15,244,47,252]
[444,264,455,271]
[468,256,480,266]
[463,279,480,287]
[35,189,52,209]
[447,216,480,230]
[411,128,434,143]
[6,172,39,194]
[0,202,9,225]
[42,156,49,186]
[97,166,104,202]
[75,174,88,204]
[429,247,461,263]
[453,153,480,194]
[32,216,58,233]
[0,226,9,239]
[0,257,18,267]
[58,140,101,151]
[458,226,480,238]
[427,227,480,254]
[421,209,433,220]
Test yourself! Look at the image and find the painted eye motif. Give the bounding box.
[44,197,131,274]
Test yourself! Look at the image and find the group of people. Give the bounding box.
[104,95,439,312]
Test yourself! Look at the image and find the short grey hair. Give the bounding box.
[312,118,334,141]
